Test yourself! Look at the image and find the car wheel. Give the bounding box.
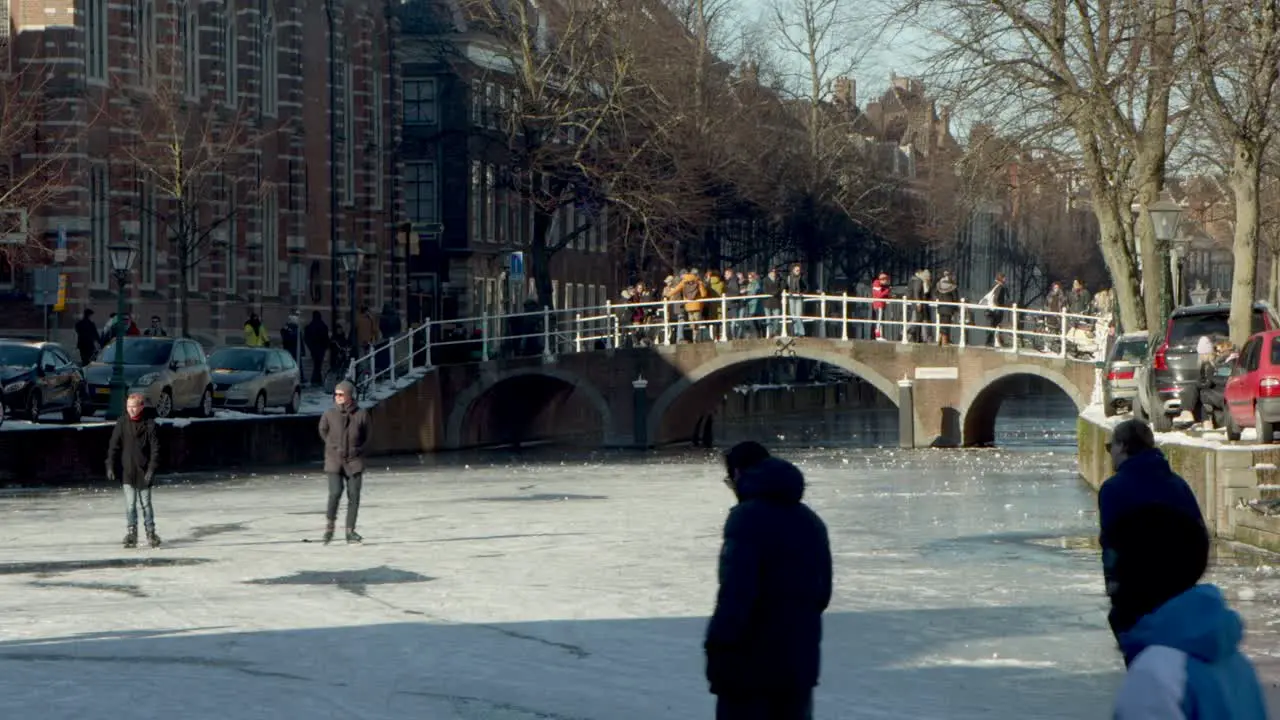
[1103,396,1117,417]
[1257,407,1274,444]
[1153,411,1173,433]
[198,388,213,418]
[61,389,83,423]
[156,389,174,419]
[1227,410,1243,442]
[285,388,300,415]
[253,391,267,414]
[25,391,41,422]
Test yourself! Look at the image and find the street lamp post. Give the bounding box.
[1171,235,1192,307]
[1147,190,1184,311]
[105,242,138,420]
[337,246,363,358]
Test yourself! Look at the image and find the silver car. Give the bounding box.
[207,347,303,414]
[1103,331,1148,417]
[84,337,214,418]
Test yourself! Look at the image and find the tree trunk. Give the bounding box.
[1091,190,1145,332]
[1270,247,1280,309]
[1228,138,1262,346]
[1134,185,1171,335]
[178,208,191,338]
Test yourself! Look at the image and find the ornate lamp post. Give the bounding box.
[337,245,363,353]
[106,242,138,420]
[1147,190,1184,311]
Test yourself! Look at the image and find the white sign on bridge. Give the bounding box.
[915,367,959,380]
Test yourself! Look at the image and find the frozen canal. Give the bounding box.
[0,395,1276,718]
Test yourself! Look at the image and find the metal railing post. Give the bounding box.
[390,334,398,384]
[613,306,622,348]
[1060,307,1068,359]
[819,293,828,338]
[574,313,583,352]
[841,292,849,341]
[931,301,940,344]
[604,300,613,348]
[481,313,490,362]
[424,319,433,367]
[900,299,909,344]
[958,301,967,348]
[720,295,729,342]
[780,289,789,338]
[541,306,552,359]
[1010,304,1019,353]
[662,304,672,345]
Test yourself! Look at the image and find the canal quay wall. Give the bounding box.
[1078,408,1280,553]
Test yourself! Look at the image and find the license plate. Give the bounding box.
[213,391,225,399]
[95,387,110,396]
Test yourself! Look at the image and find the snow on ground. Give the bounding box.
[0,367,429,431]
[0,448,1143,719]
[1080,403,1277,450]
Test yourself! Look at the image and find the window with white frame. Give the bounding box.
[496,166,508,245]
[551,280,560,309]
[261,3,277,116]
[575,283,584,310]
[139,177,157,288]
[223,209,237,294]
[224,2,237,105]
[137,0,156,86]
[262,188,279,295]
[470,160,481,242]
[370,38,383,210]
[343,59,354,205]
[404,78,437,125]
[484,164,495,242]
[86,0,108,82]
[90,163,109,287]
[183,2,199,98]
[404,161,436,225]
[586,284,595,312]
[470,83,481,125]
[484,83,496,129]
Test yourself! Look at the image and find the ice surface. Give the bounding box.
[0,446,1143,719]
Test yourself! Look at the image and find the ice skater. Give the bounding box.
[705,442,832,720]
[106,392,161,549]
[318,380,370,544]
[1100,419,1266,717]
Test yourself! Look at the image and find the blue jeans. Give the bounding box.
[123,485,155,531]
[788,297,806,336]
[765,308,782,337]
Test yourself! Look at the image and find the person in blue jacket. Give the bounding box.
[1101,419,1267,718]
[706,442,832,720]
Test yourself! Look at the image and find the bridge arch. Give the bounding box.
[445,367,614,449]
[645,343,918,446]
[958,363,1088,447]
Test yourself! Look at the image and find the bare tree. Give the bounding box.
[1188,0,1280,344]
[105,42,277,337]
[897,0,1192,334]
[0,50,95,266]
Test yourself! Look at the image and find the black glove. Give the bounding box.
[106,467,116,483]
[144,472,154,485]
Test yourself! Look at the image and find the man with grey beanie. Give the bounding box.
[318,380,371,544]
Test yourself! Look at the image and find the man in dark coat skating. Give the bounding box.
[318,380,371,544]
[106,392,161,548]
[706,442,833,720]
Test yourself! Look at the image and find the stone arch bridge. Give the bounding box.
[417,337,1097,451]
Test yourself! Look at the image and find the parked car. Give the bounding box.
[1102,331,1148,417]
[207,347,303,414]
[1136,302,1280,431]
[1222,330,1280,443]
[0,340,86,422]
[83,337,214,418]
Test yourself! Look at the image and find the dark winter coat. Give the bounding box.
[1069,288,1093,316]
[986,283,1009,323]
[762,277,782,311]
[933,278,958,319]
[724,276,742,304]
[305,317,330,354]
[705,458,833,697]
[1098,449,1208,640]
[906,275,928,302]
[75,317,99,353]
[319,402,371,474]
[784,273,807,295]
[106,410,160,488]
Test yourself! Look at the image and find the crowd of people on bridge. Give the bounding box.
[613,265,1117,351]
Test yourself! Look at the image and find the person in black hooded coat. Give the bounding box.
[706,442,833,720]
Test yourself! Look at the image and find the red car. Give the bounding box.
[1224,329,1280,442]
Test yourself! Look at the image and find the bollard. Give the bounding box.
[898,379,915,449]
[632,375,649,448]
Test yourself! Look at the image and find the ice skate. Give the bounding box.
[346,529,362,544]
[123,527,137,549]
[323,522,335,545]
[147,530,162,548]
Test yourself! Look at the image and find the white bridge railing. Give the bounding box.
[344,292,1110,394]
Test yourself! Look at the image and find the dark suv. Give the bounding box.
[1137,302,1280,431]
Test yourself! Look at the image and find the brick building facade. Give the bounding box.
[2,0,400,346]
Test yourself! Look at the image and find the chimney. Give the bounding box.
[940,105,952,134]
[834,76,851,106]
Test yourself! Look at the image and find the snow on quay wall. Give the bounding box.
[1078,406,1280,553]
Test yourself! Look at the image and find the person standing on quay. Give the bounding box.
[318,380,370,544]
[1101,419,1266,718]
[106,393,161,549]
[706,442,832,720]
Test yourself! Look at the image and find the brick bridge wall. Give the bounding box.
[429,338,1098,450]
